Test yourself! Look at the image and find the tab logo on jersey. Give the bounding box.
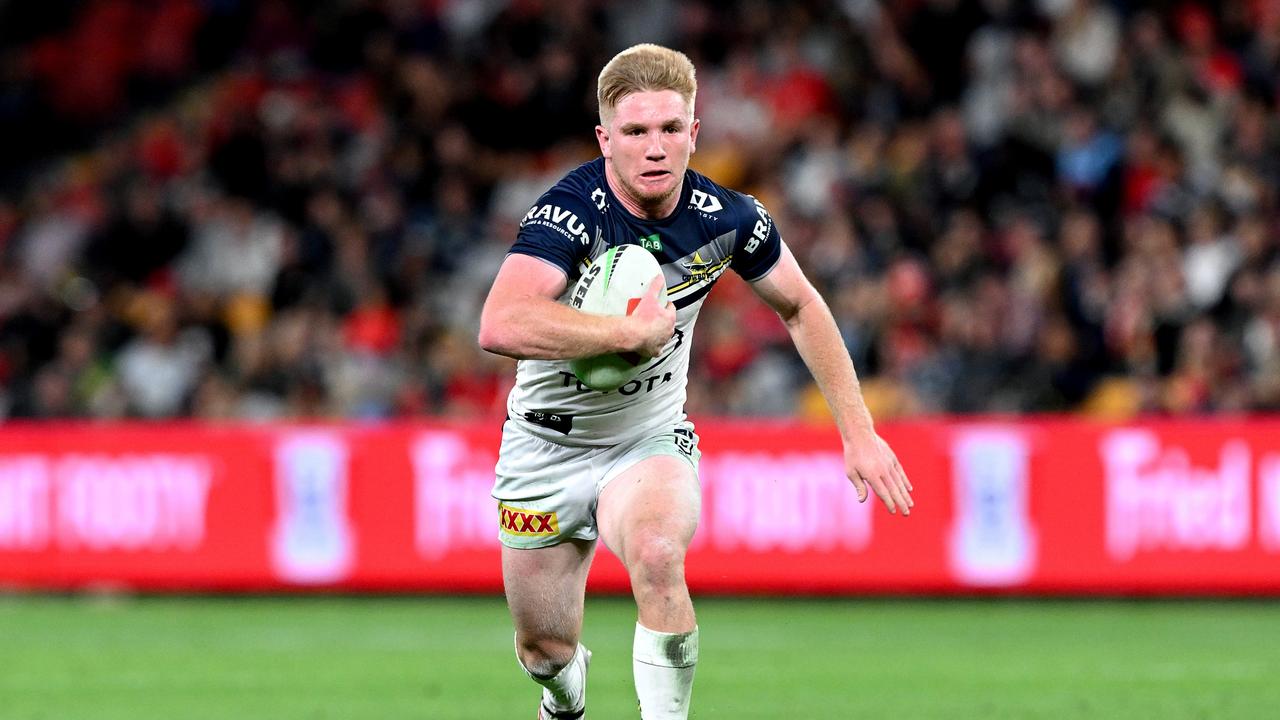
[499,503,559,536]
[689,189,723,214]
[522,204,591,246]
[639,233,662,252]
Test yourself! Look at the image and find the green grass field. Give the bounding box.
[2,595,1277,719]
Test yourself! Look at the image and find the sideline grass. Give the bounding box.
[1,595,1276,719]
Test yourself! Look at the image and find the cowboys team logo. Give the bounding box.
[684,251,717,276]
[664,239,734,307]
[675,248,731,286]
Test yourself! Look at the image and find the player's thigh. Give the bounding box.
[503,539,596,640]
[494,423,602,548]
[596,454,701,565]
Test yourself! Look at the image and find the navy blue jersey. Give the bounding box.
[512,158,782,304]
[504,158,783,445]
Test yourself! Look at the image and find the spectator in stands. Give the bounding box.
[1,0,1278,420]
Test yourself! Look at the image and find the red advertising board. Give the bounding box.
[1,419,1278,594]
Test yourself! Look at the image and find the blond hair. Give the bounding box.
[597,44,697,125]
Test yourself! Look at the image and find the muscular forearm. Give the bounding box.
[782,296,876,437]
[480,295,636,360]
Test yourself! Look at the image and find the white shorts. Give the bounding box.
[491,418,700,549]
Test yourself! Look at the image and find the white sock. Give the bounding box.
[517,640,589,715]
[633,623,699,720]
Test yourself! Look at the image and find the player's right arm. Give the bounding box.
[478,254,672,361]
[481,182,672,361]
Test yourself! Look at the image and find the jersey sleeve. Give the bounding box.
[509,187,596,276]
[730,194,783,282]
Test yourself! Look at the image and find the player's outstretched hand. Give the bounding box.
[844,430,914,516]
[626,274,676,358]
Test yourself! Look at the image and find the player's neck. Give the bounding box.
[604,162,682,221]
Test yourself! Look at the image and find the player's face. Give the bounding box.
[597,90,699,219]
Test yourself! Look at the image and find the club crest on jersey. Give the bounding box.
[689,189,723,214]
[676,249,730,286]
[522,204,591,245]
[499,503,559,536]
[685,251,716,275]
[591,187,608,211]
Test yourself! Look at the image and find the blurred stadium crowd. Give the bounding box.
[0,0,1278,421]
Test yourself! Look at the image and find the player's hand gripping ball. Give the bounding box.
[569,244,667,391]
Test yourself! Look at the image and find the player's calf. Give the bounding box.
[519,639,591,718]
[516,633,578,678]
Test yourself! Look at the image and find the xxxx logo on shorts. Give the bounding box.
[499,503,559,536]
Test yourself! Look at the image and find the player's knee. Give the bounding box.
[626,532,687,589]
[516,635,577,679]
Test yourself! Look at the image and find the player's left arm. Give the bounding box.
[749,243,914,515]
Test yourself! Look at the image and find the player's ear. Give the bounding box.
[596,125,611,159]
[689,117,699,154]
